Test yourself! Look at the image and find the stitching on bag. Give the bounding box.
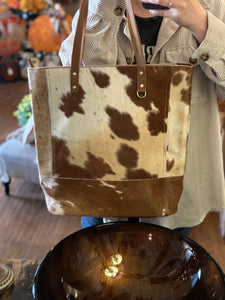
[46,69,55,176]
[162,66,173,213]
[41,175,183,182]
[38,68,53,177]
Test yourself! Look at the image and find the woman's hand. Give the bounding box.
[141,0,208,43]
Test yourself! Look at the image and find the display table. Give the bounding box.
[0,259,39,300]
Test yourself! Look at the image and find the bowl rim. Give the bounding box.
[32,221,225,299]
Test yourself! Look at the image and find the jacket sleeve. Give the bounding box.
[191,0,225,99]
[59,0,127,67]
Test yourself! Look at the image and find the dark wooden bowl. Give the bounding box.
[32,222,225,299]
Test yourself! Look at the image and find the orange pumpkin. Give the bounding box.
[28,14,73,53]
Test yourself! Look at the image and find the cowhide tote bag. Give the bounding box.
[28,0,193,217]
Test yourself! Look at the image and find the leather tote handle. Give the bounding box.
[70,0,146,98]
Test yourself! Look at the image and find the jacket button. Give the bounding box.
[189,57,198,65]
[199,53,209,61]
[114,7,123,16]
[126,57,132,64]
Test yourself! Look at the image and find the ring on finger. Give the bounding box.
[168,0,172,8]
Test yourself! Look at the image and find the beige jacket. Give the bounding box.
[59,0,225,229]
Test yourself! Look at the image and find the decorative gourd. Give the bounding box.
[19,0,47,14]
[28,5,72,53]
[3,0,20,10]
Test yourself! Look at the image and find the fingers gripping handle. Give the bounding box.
[70,0,146,98]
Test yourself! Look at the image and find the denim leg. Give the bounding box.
[175,227,192,237]
[81,217,103,229]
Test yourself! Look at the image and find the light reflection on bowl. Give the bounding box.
[32,222,225,300]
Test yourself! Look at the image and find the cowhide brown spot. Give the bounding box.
[166,159,175,172]
[105,106,140,140]
[117,65,170,136]
[116,143,138,168]
[59,87,85,117]
[52,136,115,178]
[91,70,110,88]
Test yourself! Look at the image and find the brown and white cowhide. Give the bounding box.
[29,64,192,217]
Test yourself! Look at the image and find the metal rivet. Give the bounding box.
[114,7,123,16]
[137,91,147,99]
[189,57,198,65]
[72,85,77,90]
[139,71,144,75]
[199,53,209,61]
[139,83,144,88]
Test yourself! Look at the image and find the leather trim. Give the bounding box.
[71,0,147,98]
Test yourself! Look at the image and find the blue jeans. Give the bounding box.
[81,217,103,229]
[174,227,192,237]
[81,217,192,237]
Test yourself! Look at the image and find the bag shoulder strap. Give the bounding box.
[71,0,146,99]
